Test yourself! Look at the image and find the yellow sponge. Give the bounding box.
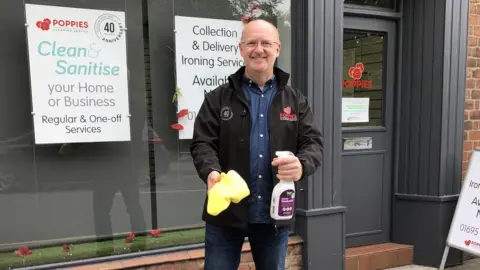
[207,170,250,216]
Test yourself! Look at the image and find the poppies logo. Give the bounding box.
[35,17,89,32]
[36,18,51,31]
[349,63,364,80]
[464,239,480,249]
[280,106,297,121]
[342,62,373,89]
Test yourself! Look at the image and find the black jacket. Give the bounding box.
[190,66,323,229]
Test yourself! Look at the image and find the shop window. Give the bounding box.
[344,0,395,9]
[342,31,385,127]
[0,0,291,268]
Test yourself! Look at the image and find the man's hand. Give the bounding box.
[207,171,221,191]
[272,156,303,181]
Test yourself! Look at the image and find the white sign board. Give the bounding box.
[446,149,480,256]
[342,97,370,123]
[174,16,244,139]
[25,4,130,144]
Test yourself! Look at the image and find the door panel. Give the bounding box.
[342,17,396,248]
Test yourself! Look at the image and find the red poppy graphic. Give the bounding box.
[149,229,162,238]
[466,240,472,246]
[125,233,135,243]
[16,246,32,256]
[171,123,184,131]
[349,62,364,80]
[36,18,51,31]
[284,106,291,114]
[177,109,189,118]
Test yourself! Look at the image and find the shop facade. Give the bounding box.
[0,0,472,269]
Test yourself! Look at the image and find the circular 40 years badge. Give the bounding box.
[94,14,125,43]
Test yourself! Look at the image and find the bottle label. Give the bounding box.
[278,189,295,217]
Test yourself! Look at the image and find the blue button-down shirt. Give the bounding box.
[242,75,277,223]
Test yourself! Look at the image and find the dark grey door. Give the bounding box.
[341,17,396,248]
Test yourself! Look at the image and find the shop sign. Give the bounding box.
[342,62,372,89]
[24,4,130,144]
[443,148,480,265]
[174,16,244,139]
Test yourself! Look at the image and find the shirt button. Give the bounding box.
[261,94,264,97]
[259,175,262,178]
[259,154,263,158]
[260,134,264,137]
[260,114,264,117]
[258,196,262,199]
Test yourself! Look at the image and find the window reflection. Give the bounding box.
[0,0,291,268]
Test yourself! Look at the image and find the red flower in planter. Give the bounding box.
[177,109,189,118]
[171,123,184,131]
[149,229,162,238]
[125,233,135,243]
[62,244,70,252]
[242,3,263,24]
[16,246,32,256]
[242,15,252,24]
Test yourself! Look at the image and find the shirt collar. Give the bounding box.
[242,74,277,91]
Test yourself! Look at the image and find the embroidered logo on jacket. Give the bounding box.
[280,106,297,121]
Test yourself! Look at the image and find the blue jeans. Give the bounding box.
[204,222,290,270]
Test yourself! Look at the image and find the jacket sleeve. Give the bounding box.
[190,93,222,183]
[296,92,324,180]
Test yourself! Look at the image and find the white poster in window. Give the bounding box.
[342,97,369,123]
[174,16,244,139]
[24,4,130,144]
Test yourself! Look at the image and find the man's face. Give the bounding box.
[239,21,281,74]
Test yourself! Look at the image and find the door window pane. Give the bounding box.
[0,0,291,269]
[344,0,394,9]
[342,31,385,127]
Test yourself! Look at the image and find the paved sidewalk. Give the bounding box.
[386,258,480,269]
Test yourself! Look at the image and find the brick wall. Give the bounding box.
[464,0,480,179]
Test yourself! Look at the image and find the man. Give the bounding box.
[190,19,323,270]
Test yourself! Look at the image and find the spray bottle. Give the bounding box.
[270,151,296,221]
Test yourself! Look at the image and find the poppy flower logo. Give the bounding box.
[348,62,364,80]
[36,18,51,31]
[280,106,297,121]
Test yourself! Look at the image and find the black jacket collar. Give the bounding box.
[228,66,290,92]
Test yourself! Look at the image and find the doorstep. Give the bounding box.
[346,243,414,270]
[70,236,304,270]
